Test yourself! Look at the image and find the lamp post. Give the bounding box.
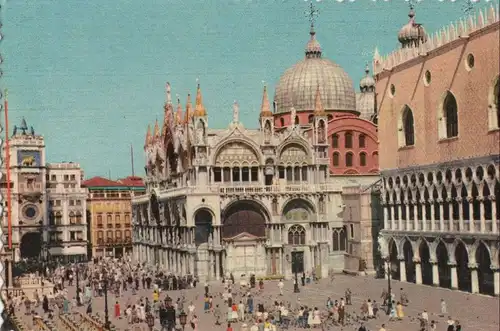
[102,268,111,330]
[75,263,81,306]
[286,252,300,293]
[179,311,187,331]
[386,255,393,314]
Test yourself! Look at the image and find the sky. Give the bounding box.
[2,0,496,179]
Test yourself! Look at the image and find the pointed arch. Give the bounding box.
[442,91,459,138]
[436,239,451,288]
[455,240,471,292]
[402,105,415,146]
[419,239,433,285]
[488,75,499,130]
[476,241,494,295]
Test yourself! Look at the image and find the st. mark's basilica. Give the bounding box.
[131,17,381,281]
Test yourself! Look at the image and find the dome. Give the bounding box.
[273,27,356,113]
[398,8,427,48]
[360,65,375,91]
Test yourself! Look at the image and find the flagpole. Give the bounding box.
[4,89,12,249]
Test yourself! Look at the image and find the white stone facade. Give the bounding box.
[132,85,379,281]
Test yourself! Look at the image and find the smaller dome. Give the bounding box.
[398,8,427,48]
[360,65,375,91]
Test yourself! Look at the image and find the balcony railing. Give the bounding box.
[133,183,341,204]
[385,219,499,235]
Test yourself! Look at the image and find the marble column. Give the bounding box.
[493,268,499,297]
[449,263,458,290]
[414,260,422,285]
[399,259,407,282]
[7,260,13,287]
[215,252,220,280]
[469,263,479,294]
[430,260,439,286]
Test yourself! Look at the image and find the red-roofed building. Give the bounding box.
[83,176,145,258]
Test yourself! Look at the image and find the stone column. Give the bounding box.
[439,200,444,231]
[430,260,439,286]
[469,263,479,294]
[491,196,498,233]
[430,202,436,231]
[414,259,422,285]
[405,201,410,231]
[493,267,499,297]
[399,258,407,282]
[215,252,220,280]
[389,203,395,229]
[398,202,404,230]
[208,252,214,280]
[449,263,458,290]
[479,197,486,233]
[412,202,418,230]
[457,197,464,232]
[383,205,389,229]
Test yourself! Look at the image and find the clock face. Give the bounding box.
[22,204,39,220]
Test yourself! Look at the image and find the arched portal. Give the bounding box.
[476,242,493,295]
[194,209,213,245]
[20,232,42,259]
[436,241,451,288]
[455,241,471,292]
[389,239,400,280]
[403,240,415,283]
[222,200,267,239]
[419,240,433,285]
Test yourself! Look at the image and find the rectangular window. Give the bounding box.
[251,167,259,182]
[213,167,222,182]
[241,167,250,182]
[64,175,69,181]
[223,168,231,182]
[278,167,285,179]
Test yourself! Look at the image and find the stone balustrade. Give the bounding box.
[387,218,499,235]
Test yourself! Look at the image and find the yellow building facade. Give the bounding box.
[83,176,145,258]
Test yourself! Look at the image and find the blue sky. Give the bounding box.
[2,0,495,178]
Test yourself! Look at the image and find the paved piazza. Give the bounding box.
[18,274,500,331]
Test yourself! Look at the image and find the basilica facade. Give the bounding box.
[132,23,380,280]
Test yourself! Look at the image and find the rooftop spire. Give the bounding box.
[153,119,160,140]
[260,84,273,117]
[314,84,326,116]
[175,97,183,124]
[184,93,193,124]
[166,82,172,104]
[194,83,207,117]
[145,124,151,148]
[305,1,322,59]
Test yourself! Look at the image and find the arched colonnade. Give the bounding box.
[380,236,500,296]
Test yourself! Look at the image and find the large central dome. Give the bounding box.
[274,27,356,113]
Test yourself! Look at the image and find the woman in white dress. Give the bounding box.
[311,307,322,327]
[367,299,374,318]
[307,308,314,327]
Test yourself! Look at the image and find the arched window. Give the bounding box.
[492,78,500,129]
[444,92,459,138]
[344,131,353,148]
[332,152,340,166]
[76,212,82,224]
[360,152,367,166]
[69,211,76,224]
[332,230,340,251]
[288,225,306,245]
[345,152,353,167]
[280,118,285,127]
[403,106,415,146]
[308,114,314,123]
[358,134,366,148]
[339,226,347,251]
[332,134,339,148]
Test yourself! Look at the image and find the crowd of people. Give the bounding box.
[5,257,468,331]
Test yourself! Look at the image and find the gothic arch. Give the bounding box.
[212,139,262,166]
[222,199,269,239]
[438,90,459,139]
[488,75,499,129]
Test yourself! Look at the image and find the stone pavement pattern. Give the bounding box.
[15,275,500,331]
